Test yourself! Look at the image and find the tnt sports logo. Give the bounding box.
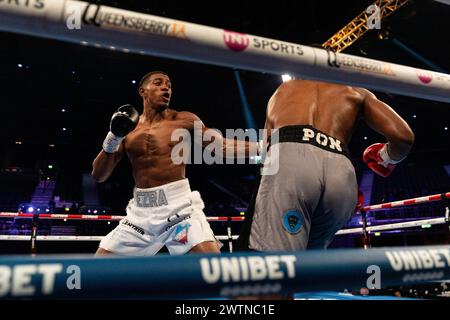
[223,30,250,52]
[416,70,433,84]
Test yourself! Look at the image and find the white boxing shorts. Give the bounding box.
[99,179,221,255]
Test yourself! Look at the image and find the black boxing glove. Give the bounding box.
[102,105,139,153]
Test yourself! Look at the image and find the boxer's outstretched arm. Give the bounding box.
[180,111,258,158]
[361,89,415,161]
[91,142,124,183]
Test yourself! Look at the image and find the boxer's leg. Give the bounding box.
[308,155,358,249]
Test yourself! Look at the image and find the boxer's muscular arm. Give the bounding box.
[91,104,138,183]
[91,141,124,183]
[360,89,415,161]
[180,112,258,158]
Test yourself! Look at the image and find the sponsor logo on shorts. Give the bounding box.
[135,189,168,208]
[81,4,187,39]
[121,219,145,235]
[282,210,303,234]
[174,223,191,244]
[165,215,192,232]
[416,69,433,84]
[302,128,343,152]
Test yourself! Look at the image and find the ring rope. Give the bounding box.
[0,245,449,299]
[0,1,449,102]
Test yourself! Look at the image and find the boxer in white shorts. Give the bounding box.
[92,71,257,255]
[100,179,218,255]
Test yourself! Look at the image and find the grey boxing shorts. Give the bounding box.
[246,125,358,251]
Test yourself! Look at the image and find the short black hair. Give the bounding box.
[139,71,169,88]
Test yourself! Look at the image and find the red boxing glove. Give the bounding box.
[362,143,401,178]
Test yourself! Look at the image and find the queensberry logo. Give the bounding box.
[81,4,187,39]
[325,50,395,76]
[223,30,250,52]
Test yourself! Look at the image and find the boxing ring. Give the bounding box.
[0,192,449,298]
[0,244,449,299]
[1,0,450,299]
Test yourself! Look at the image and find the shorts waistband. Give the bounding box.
[133,179,191,208]
[268,125,350,158]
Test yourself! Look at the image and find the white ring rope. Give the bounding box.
[0,235,238,241]
[0,1,449,102]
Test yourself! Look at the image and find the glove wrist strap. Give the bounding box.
[102,131,123,154]
[379,144,403,165]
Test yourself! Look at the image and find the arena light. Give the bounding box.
[421,224,432,229]
[27,206,34,213]
[281,74,292,82]
[131,80,136,84]
[48,165,53,169]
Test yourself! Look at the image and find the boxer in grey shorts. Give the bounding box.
[236,79,414,253]
[249,125,358,251]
